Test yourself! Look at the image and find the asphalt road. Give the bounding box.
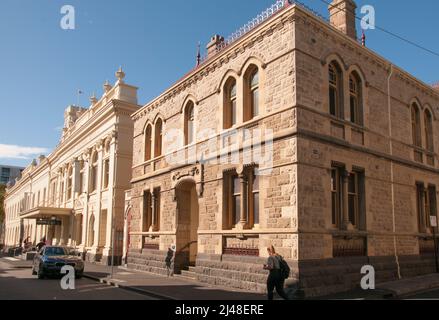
[0,261,155,300]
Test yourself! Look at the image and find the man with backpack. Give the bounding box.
[263,246,290,300]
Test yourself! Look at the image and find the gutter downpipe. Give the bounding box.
[388,63,402,280]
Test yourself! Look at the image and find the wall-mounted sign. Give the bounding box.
[36,218,62,226]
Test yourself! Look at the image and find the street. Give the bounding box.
[0,261,155,300]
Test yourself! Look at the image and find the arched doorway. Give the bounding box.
[175,180,199,273]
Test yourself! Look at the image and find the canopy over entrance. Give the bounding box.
[20,207,74,220]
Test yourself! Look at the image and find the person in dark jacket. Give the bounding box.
[263,246,289,300]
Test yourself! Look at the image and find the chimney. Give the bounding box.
[206,35,224,58]
[329,0,357,40]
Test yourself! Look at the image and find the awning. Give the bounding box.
[20,207,74,220]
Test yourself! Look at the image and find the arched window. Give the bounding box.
[144,124,152,161]
[90,152,98,192]
[425,109,434,152]
[244,66,259,122]
[411,103,422,147]
[154,118,163,157]
[67,165,73,200]
[349,72,363,125]
[224,78,237,129]
[184,101,195,145]
[329,62,343,118]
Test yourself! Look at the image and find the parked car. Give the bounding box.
[32,246,84,279]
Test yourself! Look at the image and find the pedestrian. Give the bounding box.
[263,245,289,300]
[36,237,46,252]
[165,244,176,277]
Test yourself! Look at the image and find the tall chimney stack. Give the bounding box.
[329,0,357,40]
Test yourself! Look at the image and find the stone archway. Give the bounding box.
[174,179,199,273]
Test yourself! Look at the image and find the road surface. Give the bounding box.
[0,260,155,300]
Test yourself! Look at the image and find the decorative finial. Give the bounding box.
[116,66,126,83]
[196,42,201,67]
[90,92,98,105]
[361,31,366,46]
[103,80,112,93]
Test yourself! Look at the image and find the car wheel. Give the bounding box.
[37,266,45,279]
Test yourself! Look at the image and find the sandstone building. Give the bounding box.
[127,0,439,296]
[4,69,139,264]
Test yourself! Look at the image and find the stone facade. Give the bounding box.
[4,69,140,265]
[127,0,439,297]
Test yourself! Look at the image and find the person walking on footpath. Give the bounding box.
[165,244,176,277]
[263,246,289,300]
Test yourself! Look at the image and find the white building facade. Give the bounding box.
[4,69,139,264]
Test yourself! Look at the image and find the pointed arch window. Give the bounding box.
[411,103,422,147]
[244,66,260,122]
[349,72,363,125]
[154,119,163,158]
[144,124,152,161]
[184,101,195,145]
[224,78,237,129]
[329,62,343,118]
[425,109,434,152]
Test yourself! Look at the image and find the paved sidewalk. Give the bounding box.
[83,262,266,300]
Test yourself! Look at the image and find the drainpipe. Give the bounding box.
[387,63,402,280]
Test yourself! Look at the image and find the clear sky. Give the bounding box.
[0,0,438,167]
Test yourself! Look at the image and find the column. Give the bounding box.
[104,136,116,261]
[92,141,104,253]
[239,173,249,229]
[341,169,351,231]
[150,191,156,232]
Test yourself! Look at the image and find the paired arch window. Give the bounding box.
[424,109,434,152]
[79,161,85,194]
[349,72,363,125]
[144,124,152,161]
[154,118,163,158]
[224,78,237,129]
[411,103,422,148]
[244,67,260,122]
[223,65,261,129]
[329,62,343,118]
[184,101,195,145]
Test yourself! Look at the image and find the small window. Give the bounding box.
[103,159,110,189]
[90,153,98,192]
[425,110,434,152]
[244,66,260,122]
[349,72,363,125]
[224,78,237,129]
[184,102,195,145]
[329,62,343,119]
[411,103,422,148]
[144,124,152,161]
[154,119,163,158]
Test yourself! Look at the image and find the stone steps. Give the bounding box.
[196,265,269,284]
[197,273,268,293]
[176,270,197,280]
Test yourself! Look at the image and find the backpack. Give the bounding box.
[277,256,291,279]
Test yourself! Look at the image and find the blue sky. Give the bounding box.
[0,0,438,167]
